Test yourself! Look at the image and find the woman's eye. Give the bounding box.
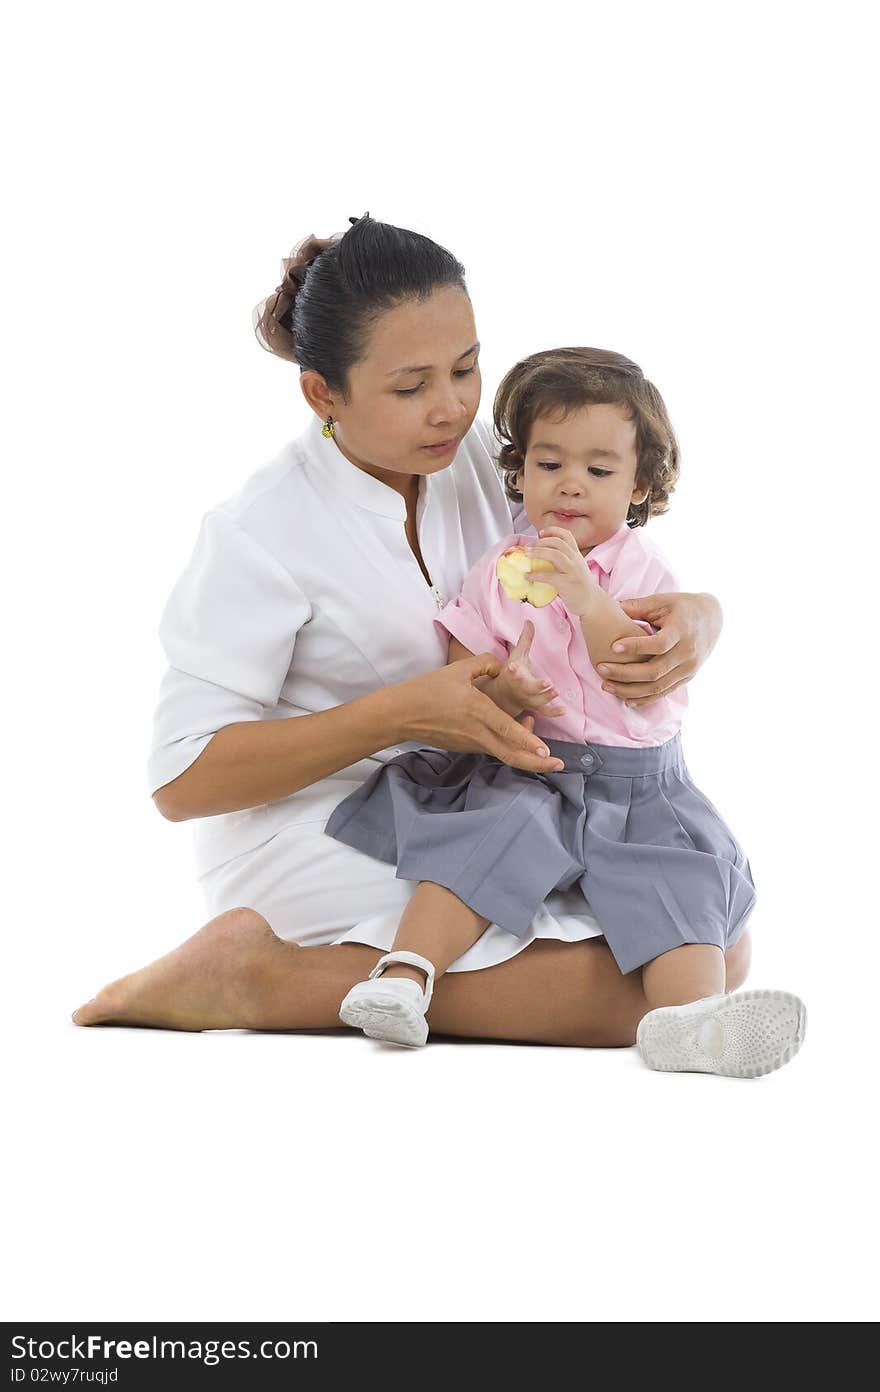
[396,364,477,396]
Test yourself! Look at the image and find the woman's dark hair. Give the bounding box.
[253,213,468,398]
[493,347,680,528]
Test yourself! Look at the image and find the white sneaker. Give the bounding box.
[636,989,807,1078]
[339,950,436,1048]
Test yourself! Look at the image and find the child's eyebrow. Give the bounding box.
[530,442,622,461]
[386,341,481,377]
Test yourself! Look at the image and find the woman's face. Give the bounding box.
[305,286,482,494]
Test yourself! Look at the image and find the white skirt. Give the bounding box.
[198,818,604,973]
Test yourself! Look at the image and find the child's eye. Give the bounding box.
[536,461,613,477]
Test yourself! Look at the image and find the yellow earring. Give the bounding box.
[322,415,335,439]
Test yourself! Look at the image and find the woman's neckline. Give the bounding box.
[329,430,424,503]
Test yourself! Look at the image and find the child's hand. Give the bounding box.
[493,619,566,719]
[526,528,598,617]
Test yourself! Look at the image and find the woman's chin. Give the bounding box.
[414,444,463,472]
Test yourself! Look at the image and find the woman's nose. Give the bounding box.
[427,385,469,425]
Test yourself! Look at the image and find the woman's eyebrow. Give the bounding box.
[386,341,481,377]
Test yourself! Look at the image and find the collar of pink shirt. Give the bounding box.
[582,522,634,576]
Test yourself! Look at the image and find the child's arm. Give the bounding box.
[523,528,647,669]
[447,631,565,720]
[577,586,647,670]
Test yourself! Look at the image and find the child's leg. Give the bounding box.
[338,882,490,1047]
[380,881,490,988]
[637,944,806,1079]
[641,944,725,1010]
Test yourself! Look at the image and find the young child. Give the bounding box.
[324,347,806,1077]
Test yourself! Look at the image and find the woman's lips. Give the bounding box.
[422,438,458,454]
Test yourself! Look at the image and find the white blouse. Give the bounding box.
[148,413,517,876]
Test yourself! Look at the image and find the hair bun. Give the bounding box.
[253,231,336,361]
[252,216,467,384]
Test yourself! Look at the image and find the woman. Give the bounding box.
[73,215,744,1043]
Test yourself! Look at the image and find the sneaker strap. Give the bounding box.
[369,951,436,1008]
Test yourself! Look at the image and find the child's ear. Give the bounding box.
[515,467,525,492]
[631,485,649,505]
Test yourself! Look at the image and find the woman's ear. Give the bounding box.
[300,370,335,421]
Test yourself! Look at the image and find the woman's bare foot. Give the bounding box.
[71,908,378,1032]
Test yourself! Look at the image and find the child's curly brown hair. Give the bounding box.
[493,347,680,528]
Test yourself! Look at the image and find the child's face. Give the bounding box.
[515,403,648,552]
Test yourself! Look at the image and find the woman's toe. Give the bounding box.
[72,998,102,1025]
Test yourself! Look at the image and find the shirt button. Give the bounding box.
[580,753,595,769]
[566,689,576,699]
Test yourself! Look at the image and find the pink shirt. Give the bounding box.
[435,523,688,748]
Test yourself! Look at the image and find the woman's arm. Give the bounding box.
[153,684,407,821]
[154,654,566,822]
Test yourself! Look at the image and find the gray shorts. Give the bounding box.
[323,733,756,975]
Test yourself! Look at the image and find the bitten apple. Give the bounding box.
[496,547,557,607]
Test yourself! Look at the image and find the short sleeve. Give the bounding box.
[602,533,690,734]
[605,535,681,635]
[147,510,312,795]
[434,542,510,662]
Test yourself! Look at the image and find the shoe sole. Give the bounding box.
[339,993,428,1048]
[636,989,807,1078]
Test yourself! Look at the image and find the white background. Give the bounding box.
[3,0,877,1324]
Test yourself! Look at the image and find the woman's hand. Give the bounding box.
[525,528,598,616]
[395,651,566,773]
[488,620,566,720]
[594,592,723,707]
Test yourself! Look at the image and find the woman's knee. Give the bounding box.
[563,940,646,1048]
[213,905,275,937]
[725,928,752,991]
